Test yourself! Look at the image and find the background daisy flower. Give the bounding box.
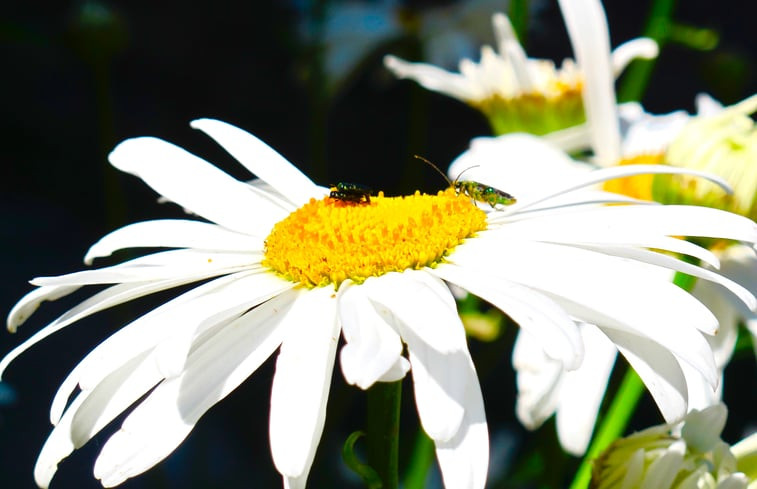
[383,0,658,139]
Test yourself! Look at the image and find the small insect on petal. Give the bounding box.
[415,155,517,209]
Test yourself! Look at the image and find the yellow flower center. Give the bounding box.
[476,81,585,136]
[263,188,488,288]
[601,153,666,201]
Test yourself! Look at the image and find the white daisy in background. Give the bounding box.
[2,119,756,488]
[383,0,658,140]
[592,403,756,489]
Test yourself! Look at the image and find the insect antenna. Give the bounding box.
[414,155,452,186]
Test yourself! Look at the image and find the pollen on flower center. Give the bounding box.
[263,188,488,288]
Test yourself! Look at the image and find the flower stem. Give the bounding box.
[508,0,530,44]
[402,429,435,489]
[616,0,677,103]
[366,380,402,489]
[568,368,644,489]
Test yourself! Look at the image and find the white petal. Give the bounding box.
[376,357,411,382]
[384,54,477,101]
[84,219,265,265]
[610,38,658,77]
[558,0,620,165]
[454,239,719,386]
[361,271,465,354]
[270,287,339,485]
[34,351,161,488]
[603,328,688,422]
[365,273,470,442]
[108,136,278,234]
[6,284,80,333]
[434,354,489,489]
[681,404,727,452]
[642,440,684,489]
[337,281,404,389]
[505,164,732,215]
[577,245,754,311]
[556,324,617,455]
[3,276,218,383]
[50,270,291,424]
[513,329,564,429]
[32,249,260,286]
[189,119,318,207]
[431,262,583,369]
[554,205,757,245]
[93,289,297,487]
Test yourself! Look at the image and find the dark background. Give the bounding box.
[1,1,755,488]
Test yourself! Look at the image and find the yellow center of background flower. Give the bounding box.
[263,188,488,288]
[601,153,666,200]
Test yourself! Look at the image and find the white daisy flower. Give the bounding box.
[2,119,756,488]
[383,0,658,138]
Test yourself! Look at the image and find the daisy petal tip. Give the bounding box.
[189,118,225,132]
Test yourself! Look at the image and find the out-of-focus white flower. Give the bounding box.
[384,0,657,141]
[592,404,755,489]
[3,120,756,487]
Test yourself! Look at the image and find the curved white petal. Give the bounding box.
[603,328,688,422]
[32,249,260,286]
[434,355,489,489]
[108,137,279,234]
[513,329,564,429]
[555,324,617,455]
[84,219,265,265]
[431,262,583,369]
[452,239,719,386]
[504,164,732,215]
[337,281,404,389]
[546,205,757,245]
[49,270,291,425]
[558,0,620,165]
[383,54,477,101]
[35,350,160,488]
[362,272,470,442]
[610,37,658,78]
[270,287,339,486]
[190,119,318,207]
[92,289,298,487]
[6,284,80,333]
[376,357,411,382]
[362,271,465,354]
[575,245,754,311]
[2,274,231,383]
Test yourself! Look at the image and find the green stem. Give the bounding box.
[508,0,529,45]
[616,0,677,103]
[402,429,435,489]
[568,369,644,489]
[366,380,402,489]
